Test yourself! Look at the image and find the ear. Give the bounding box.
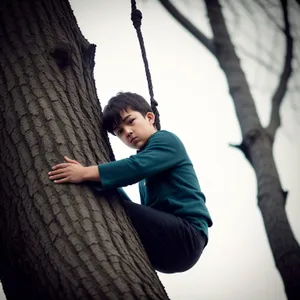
[146,112,155,125]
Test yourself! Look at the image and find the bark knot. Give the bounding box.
[244,129,261,146]
[50,43,72,69]
[229,129,262,163]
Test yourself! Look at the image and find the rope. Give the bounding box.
[131,0,161,130]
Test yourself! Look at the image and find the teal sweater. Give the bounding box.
[97,130,213,237]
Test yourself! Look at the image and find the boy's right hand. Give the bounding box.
[48,156,101,183]
[48,156,86,184]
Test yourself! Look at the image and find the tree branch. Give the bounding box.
[238,44,279,73]
[253,0,285,33]
[266,0,293,140]
[157,0,216,55]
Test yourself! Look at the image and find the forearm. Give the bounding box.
[98,147,180,188]
[83,166,101,182]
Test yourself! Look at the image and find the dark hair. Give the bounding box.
[102,92,153,134]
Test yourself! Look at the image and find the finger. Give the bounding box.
[54,177,70,184]
[64,156,80,165]
[52,163,70,170]
[49,173,67,180]
[49,168,67,176]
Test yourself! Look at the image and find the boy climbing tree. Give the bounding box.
[48,92,213,273]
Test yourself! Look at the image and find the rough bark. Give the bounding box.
[0,0,168,299]
[158,0,300,299]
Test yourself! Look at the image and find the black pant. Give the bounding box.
[123,201,207,274]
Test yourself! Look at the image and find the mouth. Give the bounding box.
[130,137,137,144]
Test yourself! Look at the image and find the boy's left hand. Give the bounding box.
[48,156,85,184]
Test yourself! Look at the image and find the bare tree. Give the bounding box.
[157,0,300,299]
[0,0,169,299]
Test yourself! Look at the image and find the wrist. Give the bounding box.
[83,166,100,182]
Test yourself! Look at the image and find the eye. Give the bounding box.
[128,118,135,125]
[115,128,123,136]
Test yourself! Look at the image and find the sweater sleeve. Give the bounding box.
[98,131,184,189]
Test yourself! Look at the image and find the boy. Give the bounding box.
[48,92,213,273]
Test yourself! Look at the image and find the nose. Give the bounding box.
[124,127,133,137]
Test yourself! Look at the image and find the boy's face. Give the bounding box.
[113,109,157,150]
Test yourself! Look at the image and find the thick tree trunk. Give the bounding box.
[0,0,168,299]
[203,0,300,299]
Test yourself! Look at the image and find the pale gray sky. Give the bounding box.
[1,1,299,299]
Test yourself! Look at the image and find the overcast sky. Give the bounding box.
[1,1,299,299]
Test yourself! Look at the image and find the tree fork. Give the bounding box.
[203,0,300,298]
[230,127,300,299]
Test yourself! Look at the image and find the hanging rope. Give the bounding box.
[130,0,161,130]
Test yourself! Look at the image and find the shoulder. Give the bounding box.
[147,130,185,150]
[151,130,181,141]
